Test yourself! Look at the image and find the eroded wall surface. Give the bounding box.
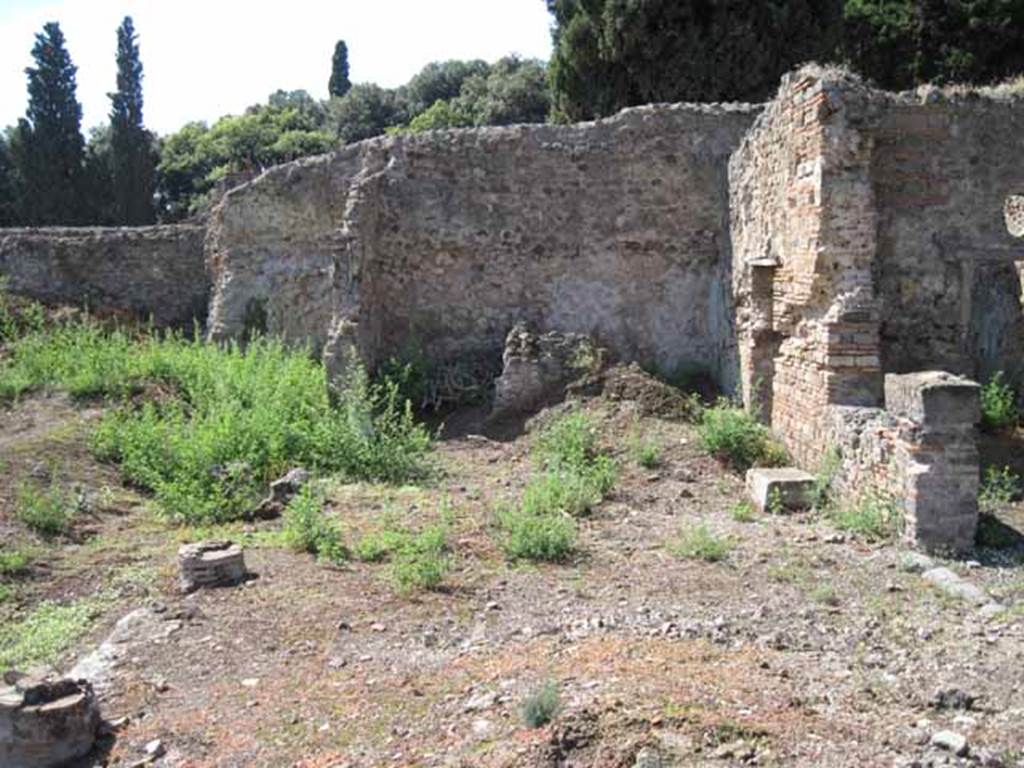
[0,225,207,327]
[205,104,760,379]
[871,98,1024,382]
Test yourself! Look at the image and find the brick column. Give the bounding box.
[885,372,980,552]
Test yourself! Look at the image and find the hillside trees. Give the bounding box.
[329,40,352,98]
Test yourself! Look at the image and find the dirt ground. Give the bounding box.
[2,392,1024,768]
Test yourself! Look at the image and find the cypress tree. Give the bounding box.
[329,40,352,98]
[17,22,86,225]
[109,16,156,224]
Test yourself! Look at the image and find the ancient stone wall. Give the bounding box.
[206,104,760,381]
[870,96,1024,384]
[0,225,207,327]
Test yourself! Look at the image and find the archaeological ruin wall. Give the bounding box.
[0,225,208,327]
[205,104,760,382]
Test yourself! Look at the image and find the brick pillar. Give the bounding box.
[884,371,980,553]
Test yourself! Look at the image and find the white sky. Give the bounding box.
[0,0,554,136]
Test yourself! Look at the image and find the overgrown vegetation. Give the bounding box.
[496,411,617,562]
[672,523,733,562]
[1,322,432,523]
[980,371,1019,431]
[697,401,786,472]
[520,679,561,728]
[979,465,1021,515]
[0,548,31,575]
[830,490,901,541]
[0,599,100,669]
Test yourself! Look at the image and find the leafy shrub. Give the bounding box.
[672,523,732,562]
[497,505,577,562]
[830,491,901,541]
[981,371,1019,431]
[635,442,662,469]
[979,465,1021,515]
[0,280,46,344]
[282,486,348,564]
[390,525,450,593]
[520,465,614,519]
[697,402,786,471]
[520,680,561,728]
[0,584,15,604]
[15,483,74,536]
[0,324,437,523]
[533,411,601,473]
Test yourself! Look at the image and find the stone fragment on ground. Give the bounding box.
[253,467,310,518]
[930,729,969,756]
[178,540,248,593]
[921,566,993,607]
[0,672,101,768]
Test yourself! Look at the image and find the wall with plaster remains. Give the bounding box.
[205,104,760,381]
[0,225,207,327]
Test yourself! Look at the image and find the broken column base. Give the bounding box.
[178,540,248,593]
[0,673,100,768]
[746,467,815,512]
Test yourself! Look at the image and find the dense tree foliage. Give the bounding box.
[109,16,156,224]
[0,132,18,226]
[547,1,1024,119]
[546,0,839,120]
[13,22,88,224]
[328,40,352,98]
[841,0,1024,89]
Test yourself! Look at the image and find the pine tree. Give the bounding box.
[329,40,352,98]
[108,16,155,224]
[17,21,86,225]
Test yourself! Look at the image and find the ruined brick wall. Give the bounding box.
[729,68,882,467]
[206,104,760,379]
[0,225,208,327]
[870,95,1024,384]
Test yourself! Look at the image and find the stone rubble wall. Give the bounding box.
[0,225,207,327]
[205,104,761,382]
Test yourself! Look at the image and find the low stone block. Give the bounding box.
[746,467,815,513]
[178,540,248,593]
[0,673,100,768]
[884,371,980,427]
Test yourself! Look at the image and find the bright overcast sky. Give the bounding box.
[0,0,554,136]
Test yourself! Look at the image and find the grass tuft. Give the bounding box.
[15,483,74,537]
[520,679,561,728]
[672,523,733,562]
[282,485,348,564]
[0,599,99,669]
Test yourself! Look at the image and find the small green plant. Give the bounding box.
[811,583,840,606]
[811,446,841,511]
[766,487,785,516]
[15,483,74,536]
[520,679,561,728]
[0,549,31,575]
[730,501,756,522]
[672,523,733,562]
[697,401,786,471]
[0,599,99,669]
[353,527,412,562]
[0,584,15,604]
[497,505,577,562]
[533,411,601,472]
[390,525,450,593]
[282,486,348,564]
[978,465,1021,514]
[980,371,1019,431]
[830,491,901,541]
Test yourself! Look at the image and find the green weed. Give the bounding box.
[282,486,348,564]
[672,523,733,562]
[980,371,1019,431]
[390,525,450,593]
[730,501,756,522]
[0,599,100,669]
[520,679,561,728]
[979,465,1020,514]
[497,505,577,562]
[0,549,31,575]
[0,584,14,604]
[697,401,786,471]
[15,483,74,536]
[353,528,413,562]
[830,491,901,541]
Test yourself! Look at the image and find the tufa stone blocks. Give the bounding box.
[0,673,100,768]
[178,540,248,593]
